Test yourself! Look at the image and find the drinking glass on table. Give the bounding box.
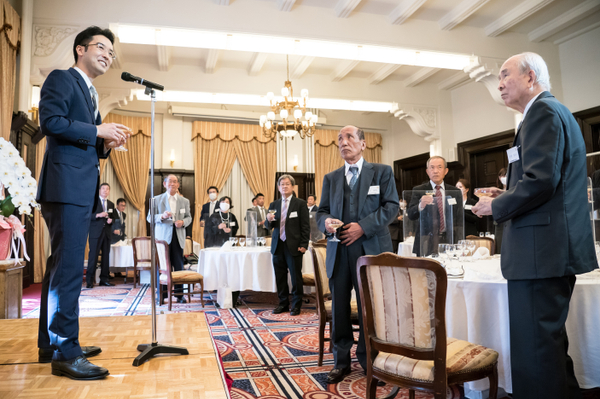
[238,237,245,247]
[229,237,236,246]
[457,240,467,261]
[328,221,344,242]
[233,237,239,246]
[467,240,476,258]
[438,244,449,267]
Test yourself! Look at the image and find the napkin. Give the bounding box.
[472,247,490,259]
[112,240,127,247]
[463,259,505,282]
[221,241,234,249]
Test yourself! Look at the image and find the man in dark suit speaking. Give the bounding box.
[36,26,128,380]
[86,182,114,288]
[265,175,310,316]
[406,156,463,257]
[473,52,597,399]
[317,126,399,384]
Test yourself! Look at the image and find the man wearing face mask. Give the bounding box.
[200,186,219,247]
[147,175,192,304]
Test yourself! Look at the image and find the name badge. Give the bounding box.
[230,222,236,226]
[180,209,185,214]
[465,204,473,210]
[108,209,113,213]
[447,198,457,206]
[290,211,298,218]
[309,215,313,218]
[368,186,380,195]
[507,146,520,164]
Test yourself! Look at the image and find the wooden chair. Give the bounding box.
[357,253,499,399]
[310,242,360,366]
[183,237,193,256]
[155,239,205,311]
[131,237,152,289]
[466,235,495,255]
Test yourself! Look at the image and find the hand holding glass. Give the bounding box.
[328,221,344,242]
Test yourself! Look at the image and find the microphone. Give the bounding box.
[121,72,164,91]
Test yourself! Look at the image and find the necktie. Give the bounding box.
[349,166,358,189]
[90,85,98,117]
[435,185,445,233]
[102,198,106,212]
[280,198,287,241]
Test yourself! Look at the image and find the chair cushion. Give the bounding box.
[159,271,204,284]
[302,273,315,286]
[373,337,498,382]
[136,261,151,269]
[324,299,360,320]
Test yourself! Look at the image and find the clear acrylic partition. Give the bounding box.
[309,210,325,242]
[403,189,464,257]
[587,152,600,244]
[246,210,258,247]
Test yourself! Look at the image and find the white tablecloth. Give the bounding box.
[199,246,313,292]
[446,258,600,397]
[110,244,134,267]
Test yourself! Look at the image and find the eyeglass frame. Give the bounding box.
[81,42,116,60]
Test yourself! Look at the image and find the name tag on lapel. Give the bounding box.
[447,198,457,206]
[290,211,298,218]
[180,209,185,214]
[368,186,380,195]
[108,209,113,213]
[507,146,520,164]
[465,204,473,210]
[230,222,236,226]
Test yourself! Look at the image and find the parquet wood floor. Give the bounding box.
[0,313,228,399]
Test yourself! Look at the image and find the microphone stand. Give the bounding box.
[133,86,188,366]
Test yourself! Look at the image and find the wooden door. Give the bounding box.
[470,148,509,189]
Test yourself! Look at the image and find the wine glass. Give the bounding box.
[259,237,266,246]
[438,244,448,267]
[114,126,131,152]
[268,209,277,221]
[328,221,344,242]
[233,237,239,246]
[479,232,485,237]
[474,188,492,198]
[238,237,245,247]
[457,240,467,262]
[467,240,477,259]
[229,237,236,246]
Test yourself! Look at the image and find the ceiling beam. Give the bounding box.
[277,0,296,12]
[485,0,555,37]
[335,0,362,18]
[330,60,360,82]
[389,0,428,25]
[403,67,441,87]
[554,20,600,44]
[156,45,171,72]
[438,72,470,90]
[247,53,268,76]
[205,49,220,74]
[529,0,600,42]
[290,56,315,79]
[368,64,402,85]
[439,0,492,31]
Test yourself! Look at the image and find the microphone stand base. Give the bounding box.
[132,342,189,367]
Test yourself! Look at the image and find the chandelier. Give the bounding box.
[260,55,318,140]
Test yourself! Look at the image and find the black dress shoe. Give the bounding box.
[51,356,109,380]
[98,281,114,287]
[39,346,102,363]
[273,305,289,314]
[177,296,187,304]
[290,307,301,316]
[86,283,93,289]
[327,367,352,384]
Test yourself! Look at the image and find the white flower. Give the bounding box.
[1,175,17,188]
[23,187,36,198]
[21,176,37,188]
[15,164,31,179]
[8,184,24,197]
[10,195,28,207]
[18,205,32,215]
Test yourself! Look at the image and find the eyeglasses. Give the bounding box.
[83,42,116,60]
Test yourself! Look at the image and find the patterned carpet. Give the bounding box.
[22,282,464,399]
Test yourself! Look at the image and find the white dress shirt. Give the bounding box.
[168,193,178,218]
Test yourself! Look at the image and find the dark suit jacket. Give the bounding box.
[89,198,115,239]
[308,205,319,213]
[265,196,310,256]
[317,161,399,278]
[492,91,597,279]
[111,210,126,244]
[36,68,108,207]
[407,182,463,256]
[464,196,479,237]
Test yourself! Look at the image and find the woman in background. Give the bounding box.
[206,196,239,247]
[456,179,479,237]
[494,168,507,254]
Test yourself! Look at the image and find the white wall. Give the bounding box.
[559,26,600,113]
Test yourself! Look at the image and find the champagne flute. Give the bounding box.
[328,221,344,242]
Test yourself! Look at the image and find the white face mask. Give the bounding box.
[500,177,507,186]
[220,202,230,212]
[209,193,217,201]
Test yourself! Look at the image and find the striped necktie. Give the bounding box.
[349,166,358,189]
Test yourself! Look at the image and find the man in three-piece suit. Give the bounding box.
[316,126,399,384]
[111,198,127,244]
[407,156,464,257]
[253,193,269,237]
[473,52,597,399]
[147,175,193,303]
[200,186,219,246]
[36,26,128,380]
[265,175,310,316]
[86,182,115,288]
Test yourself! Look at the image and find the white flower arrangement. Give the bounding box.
[0,137,40,216]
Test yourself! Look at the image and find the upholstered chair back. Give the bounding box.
[132,237,152,268]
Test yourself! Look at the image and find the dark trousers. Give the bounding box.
[86,230,110,285]
[329,242,366,370]
[38,202,92,361]
[272,240,304,309]
[170,226,184,294]
[507,276,581,399]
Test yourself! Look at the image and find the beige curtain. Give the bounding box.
[33,137,47,282]
[103,114,151,237]
[191,121,276,245]
[0,0,20,141]
[313,128,382,200]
